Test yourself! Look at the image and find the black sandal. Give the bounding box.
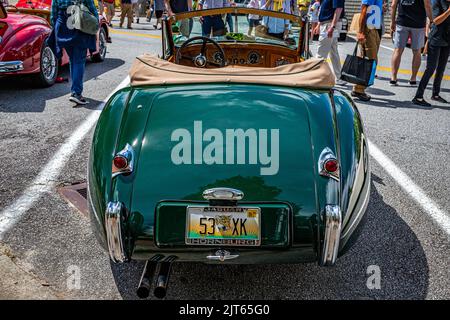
[389,80,398,86]
[351,91,371,102]
[431,95,448,103]
[409,80,417,86]
[412,97,431,107]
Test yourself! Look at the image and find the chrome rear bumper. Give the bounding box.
[0,61,24,73]
[104,201,342,265]
[320,205,342,266]
[105,202,127,263]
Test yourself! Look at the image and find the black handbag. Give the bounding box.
[340,42,377,87]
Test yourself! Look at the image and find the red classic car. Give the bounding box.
[0,0,110,86]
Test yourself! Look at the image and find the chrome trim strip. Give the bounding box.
[341,137,370,239]
[202,187,244,201]
[320,205,342,266]
[342,134,367,227]
[131,247,317,263]
[318,147,340,181]
[341,164,371,240]
[341,175,370,240]
[112,143,134,178]
[0,61,24,73]
[105,201,127,263]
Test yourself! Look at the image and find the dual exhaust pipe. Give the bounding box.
[136,254,177,299]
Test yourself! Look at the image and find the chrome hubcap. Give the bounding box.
[42,46,56,81]
[99,31,107,59]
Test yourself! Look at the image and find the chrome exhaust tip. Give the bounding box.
[136,254,164,299]
[153,255,178,299]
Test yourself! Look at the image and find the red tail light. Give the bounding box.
[113,155,128,170]
[324,159,338,173]
[318,148,339,181]
[112,144,134,178]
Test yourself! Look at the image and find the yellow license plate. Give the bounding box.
[185,206,261,246]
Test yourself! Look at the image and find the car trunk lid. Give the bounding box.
[130,84,321,247]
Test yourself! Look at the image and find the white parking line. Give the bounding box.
[368,141,450,237]
[0,77,130,240]
[380,44,394,52]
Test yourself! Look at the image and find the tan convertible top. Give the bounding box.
[129,54,335,89]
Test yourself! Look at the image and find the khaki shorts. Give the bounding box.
[394,25,425,50]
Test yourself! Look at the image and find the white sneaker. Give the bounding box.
[336,79,347,86]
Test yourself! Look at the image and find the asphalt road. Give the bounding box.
[0,18,449,300]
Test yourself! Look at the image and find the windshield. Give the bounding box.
[171,8,303,51]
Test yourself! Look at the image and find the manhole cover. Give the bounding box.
[58,182,88,217]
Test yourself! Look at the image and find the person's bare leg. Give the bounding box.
[107,5,113,24]
[391,48,404,81]
[411,49,421,82]
[127,5,133,28]
[422,39,428,55]
[120,6,126,28]
[248,27,253,36]
[310,22,316,39]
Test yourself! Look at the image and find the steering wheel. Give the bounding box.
[175,36,227,68]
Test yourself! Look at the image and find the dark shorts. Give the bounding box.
[202,15,225,36]
[155,10,163,18]
[268,32,284,40]
[249,19,260,27]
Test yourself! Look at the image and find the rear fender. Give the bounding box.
[333,90,370,252]
[0,24,50,74]
[88,88,132,248]
[301,90,341,259]
[89,88,163,257]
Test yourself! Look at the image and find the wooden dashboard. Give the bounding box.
[173,43,301,68]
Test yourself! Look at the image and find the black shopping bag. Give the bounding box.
[341,42,377,86]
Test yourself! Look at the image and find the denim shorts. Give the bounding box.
[202,15,225,36]
[249,19,261,27]
[394,25,425,50]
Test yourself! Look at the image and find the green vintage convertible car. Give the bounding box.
[87,7,370,298]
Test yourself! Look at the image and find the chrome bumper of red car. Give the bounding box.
[0,61,24,73]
